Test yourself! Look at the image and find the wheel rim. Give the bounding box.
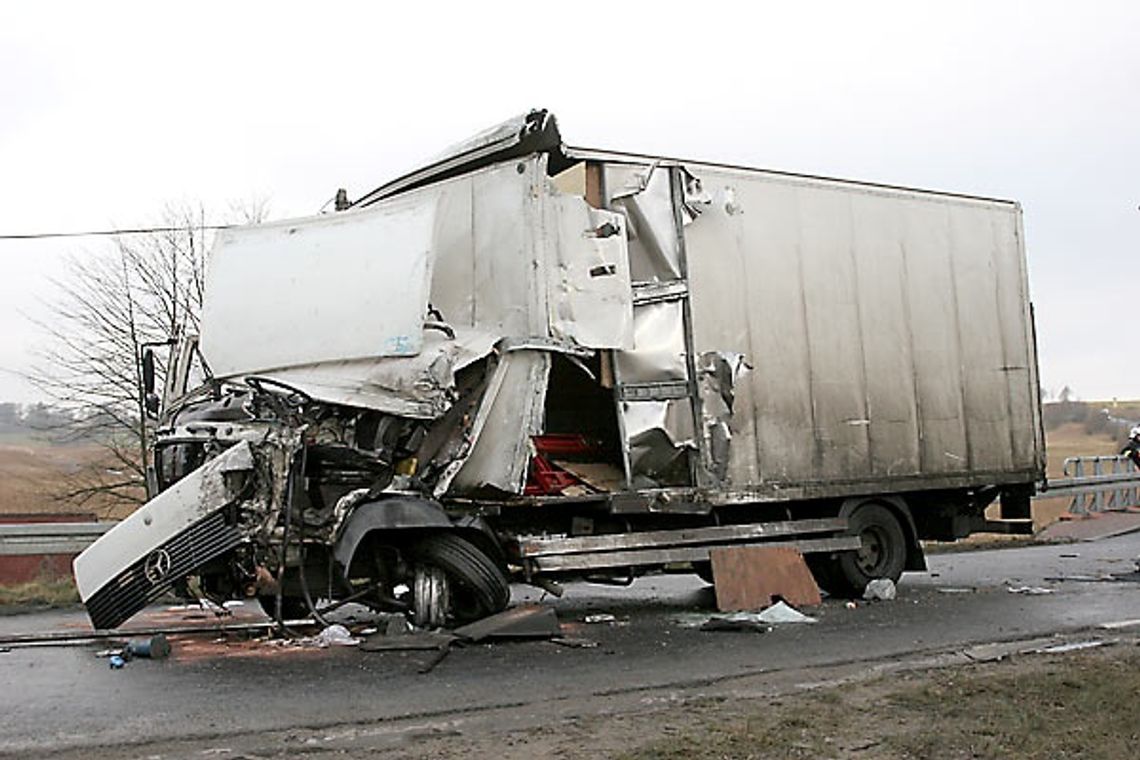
[412,564,449,628]
[855,525,889,576]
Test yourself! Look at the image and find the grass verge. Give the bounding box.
[617,644,1140,760]
[0,576,80,608]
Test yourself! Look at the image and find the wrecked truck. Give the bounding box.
[74,110,1045,630]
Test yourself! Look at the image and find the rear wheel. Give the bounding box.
[833,503,907,595]
[407,533,510,628]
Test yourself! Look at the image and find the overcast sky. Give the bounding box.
[1,1,1136,403]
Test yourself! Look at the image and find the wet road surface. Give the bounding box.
[2,532,1139,757]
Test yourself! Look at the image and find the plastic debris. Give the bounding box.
[845,601,858,610]
[1007,586,1055,595]
[311,624,359,647]
[863,578,897,601]
[938,587,975,594]
[677,601,817,630]
[757,601,817,624]
[109,655,126,669]
[584,613,616,624]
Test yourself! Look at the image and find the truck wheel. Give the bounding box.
[412,564,450,628]
[408,533,510,627]
[834,503,907,595]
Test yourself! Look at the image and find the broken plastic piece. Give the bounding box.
[863,578,897,601]
[756,601,817,624]
[1007,586,1055,595]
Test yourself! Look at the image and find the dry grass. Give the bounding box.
[0,576,79,608]
[616,645,1140,760]
[0,438,129,519]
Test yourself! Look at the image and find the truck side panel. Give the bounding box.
[680,166,1041,491]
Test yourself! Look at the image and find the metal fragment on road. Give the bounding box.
[359,631,458,652]
[451,604,560,642]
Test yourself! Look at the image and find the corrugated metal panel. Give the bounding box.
[681,165,1041,490]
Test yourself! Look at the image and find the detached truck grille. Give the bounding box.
[85,511,242,630]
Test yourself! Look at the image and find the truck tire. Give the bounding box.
[834,503,907,595]
[408,533,510,626]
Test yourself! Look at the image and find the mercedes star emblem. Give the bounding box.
[144,549,173,585]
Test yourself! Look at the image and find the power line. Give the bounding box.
[0,225,236,241]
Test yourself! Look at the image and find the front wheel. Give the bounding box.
[407,533,510,628]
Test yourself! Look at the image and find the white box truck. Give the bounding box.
[74,111,1044,630]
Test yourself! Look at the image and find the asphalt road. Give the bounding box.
[2,532,1140,758]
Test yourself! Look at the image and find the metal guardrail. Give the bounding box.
[0,522,113,556]
[1039,455,1140,515]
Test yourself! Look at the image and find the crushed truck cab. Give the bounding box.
[75,110,1044,629]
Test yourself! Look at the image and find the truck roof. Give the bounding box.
[352,110,1017,210]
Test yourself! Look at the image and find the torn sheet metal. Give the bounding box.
[201,195,436,378]
[439,350,552,496]
[698,351,750,484]
[353,110,565,207]
[544,195,634,350]
[623,399,695,486]
[255,328,498,419]
[615,300,689,384]
[606,164,683,282]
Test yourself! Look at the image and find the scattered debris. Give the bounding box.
[1060,553,1081,558]
[676,600,818,630]
[863,579,897,601]
[453,604,560,642]
[757,601,817,624]
[310,624,359,648]
[938,587,976,594]
[550,637,598,649]
[359,631,458,652]
[1007,586,1056,595]
[109,654,126,669]
[1098,619,1140,630]
[845,601,858,610]
[584,613,617,624]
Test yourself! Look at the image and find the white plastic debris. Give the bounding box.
[756,601,817,624]
[863,578,897,601]
[584,613,616,624]
[313,624,360,647]
[1007,585,1055,595]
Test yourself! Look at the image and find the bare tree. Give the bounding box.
[26,201,269,516]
